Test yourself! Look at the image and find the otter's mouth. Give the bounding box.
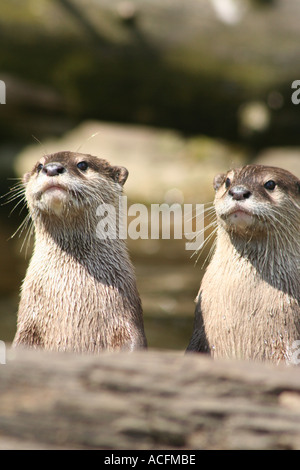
[224,205,254,228]
[228,208,253,218]
[42,182,68,194]
[36,182,70,217]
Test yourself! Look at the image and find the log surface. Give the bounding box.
[1,348,300,450]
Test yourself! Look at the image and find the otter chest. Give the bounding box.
[200,257,300,361]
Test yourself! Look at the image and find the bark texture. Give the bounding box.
[1,347,300,449]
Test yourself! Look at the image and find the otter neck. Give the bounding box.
[32,210,125,259]
[216,225,300,297]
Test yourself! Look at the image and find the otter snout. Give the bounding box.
[228,186,251,201]
[42,162,66,177]
[33,162,69,217]
[219,185,255,231]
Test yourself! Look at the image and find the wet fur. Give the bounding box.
[187,165,300,363]
[13,151,147,352]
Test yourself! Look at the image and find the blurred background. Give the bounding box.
[1,0,300,350]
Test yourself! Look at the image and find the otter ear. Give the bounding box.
[22,172,31,185]
[111,166,129,186]
[213,173,226,191]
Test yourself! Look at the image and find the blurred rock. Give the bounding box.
[1,0,300,146]
[238,101,271,136]
[254,147,300,177]
[14,120,248,204]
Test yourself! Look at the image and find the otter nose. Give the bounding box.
[228,186,251,201]
[42,162,66,177]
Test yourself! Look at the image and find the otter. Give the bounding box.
[187,164,300,364]
[12,151,147,352]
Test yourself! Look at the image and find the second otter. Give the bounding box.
[187,165,300,364]
[13,151,147,352]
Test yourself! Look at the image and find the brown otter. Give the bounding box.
[12,151,147,352]
[187,164,300,364]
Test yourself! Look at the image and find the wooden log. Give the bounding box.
[1,347,300,450]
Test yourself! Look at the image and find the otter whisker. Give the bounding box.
[189,203,218,264]
[189,217,218,251]
[8,196,28,216]
[184,201,214,224]
[10,212,31,240]
[1,185,25,203]
[200,230,218,268]
[267,210,299,248]
[31,135,48,156]
[20,218,34,257]
[75,131,101,153]
[191,224,218,267]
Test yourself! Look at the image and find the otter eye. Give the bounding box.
[225,177,231,189]
[37,163,43,172]
[77,161,88,171]
[264,180,276,190]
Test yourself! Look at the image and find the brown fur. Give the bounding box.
[13,151,147,352]
[187,165,300,363]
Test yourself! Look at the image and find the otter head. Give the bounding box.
[213,164,300,238]
[24,151,128,218]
